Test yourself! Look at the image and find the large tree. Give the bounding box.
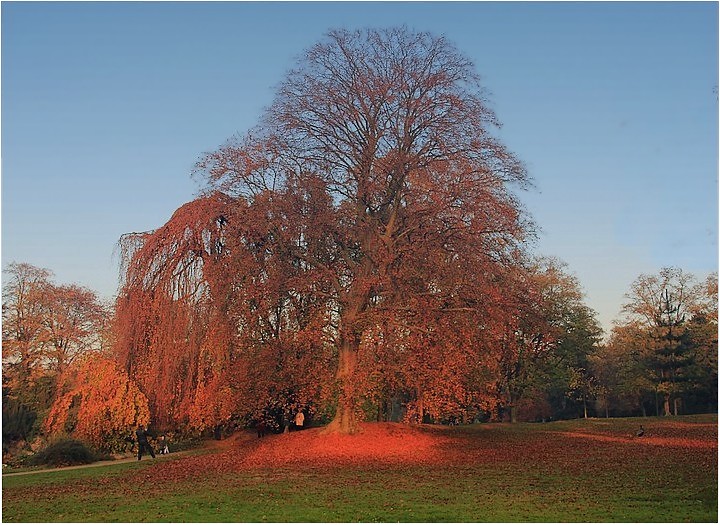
[118,27,531,433]
[619,267,716,416]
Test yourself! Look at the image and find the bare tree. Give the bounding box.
[2,263,52,390]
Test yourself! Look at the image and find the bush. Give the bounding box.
[25,437,107,467]
[2,397,37,443]
[167,434,203,452]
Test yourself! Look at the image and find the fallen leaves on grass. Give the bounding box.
[556,431,717,449]
[240,423,447,469]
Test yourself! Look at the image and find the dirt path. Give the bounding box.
[1,448,210,478]
[3,457,137,478]
[2,432,258,479]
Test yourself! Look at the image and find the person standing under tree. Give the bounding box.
[294,410,305,430]
[283,410,291,433]
[135,425,156,460]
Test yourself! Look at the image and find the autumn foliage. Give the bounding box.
[43,356,149,450]
[112,27,534,434]
[95,419,718,484]
[114,194,336,432]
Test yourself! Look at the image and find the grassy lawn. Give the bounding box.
[2,415,717,522]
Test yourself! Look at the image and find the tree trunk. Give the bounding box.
[417,387,425,424]
[673,397,680,416]
[324,338,360,434]
[327,399,357,434]
[663,393,671,416]
[508,398,517,423]
[583,396,588,419]
[324,232,374,434]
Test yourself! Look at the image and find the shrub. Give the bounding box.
[166,434,203,452]
[516,391,553,422]
[2,397,37,443]
[25,437,107,467]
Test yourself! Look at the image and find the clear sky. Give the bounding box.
[2,1,718,334]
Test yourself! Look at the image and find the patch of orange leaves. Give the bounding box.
[239,423,448,468]
[152,420,718,482]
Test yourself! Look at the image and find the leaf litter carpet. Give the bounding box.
[143,420,716,484]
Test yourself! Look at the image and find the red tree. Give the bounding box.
[40,284,107,375]
[117,28,531,433]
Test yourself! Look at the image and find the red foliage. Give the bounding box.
[44,356,149,449]
[114,28,534,434]
[112,420,717,489]
[114,193,337,432]
[557,431,715,449]
[555,421,718,450]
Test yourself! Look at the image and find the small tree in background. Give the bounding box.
[497,258,602,422]
[2,263,53,407]
[621,268,712,416]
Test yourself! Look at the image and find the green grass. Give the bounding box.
[3,415,717,522]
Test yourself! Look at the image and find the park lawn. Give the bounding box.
[2,415,717,522]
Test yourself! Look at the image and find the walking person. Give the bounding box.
[135,424,156,460]
[283,410,291,433]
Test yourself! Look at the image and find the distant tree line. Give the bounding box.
[511,267,717,422]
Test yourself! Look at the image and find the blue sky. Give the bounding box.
[2,1,717,334]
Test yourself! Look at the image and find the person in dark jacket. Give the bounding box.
[135,425,155,460]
